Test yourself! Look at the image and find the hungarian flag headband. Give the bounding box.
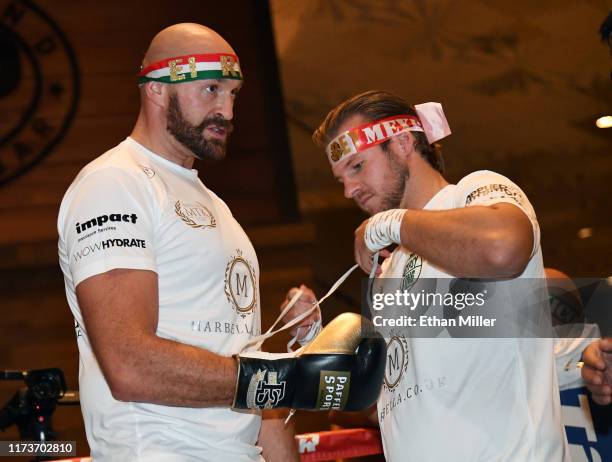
[326,102,451,164]
[138,53,243,84]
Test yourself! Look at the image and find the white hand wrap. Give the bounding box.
[364,209,406,251]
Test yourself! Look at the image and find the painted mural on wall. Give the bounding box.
[0,0,79,187]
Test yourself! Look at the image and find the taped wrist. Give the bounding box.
[364,209,406,251]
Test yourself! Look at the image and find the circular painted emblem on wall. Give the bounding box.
[0,0,79,187]
[383,333,409,391]
[224,249,257,317]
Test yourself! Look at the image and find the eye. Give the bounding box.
[352,161,364,173]
[231,87,240,98]
[204,84,218,94]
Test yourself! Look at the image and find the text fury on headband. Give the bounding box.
[326,102,451,164]
[138,53,242,85]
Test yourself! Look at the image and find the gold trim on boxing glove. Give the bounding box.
[302,312,365,355]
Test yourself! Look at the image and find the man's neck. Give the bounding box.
[400,165,449,210]
[130,115,195,169]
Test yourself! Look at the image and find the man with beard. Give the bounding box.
[290,90,570,460]
[57,24,300,461]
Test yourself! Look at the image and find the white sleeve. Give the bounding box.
[554,324,601,391]
[60,167,158,286]
[457,170,541,257]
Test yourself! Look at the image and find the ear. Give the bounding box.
[143,81,167,108]
[393,132,416,160]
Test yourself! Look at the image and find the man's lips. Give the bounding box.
[357,194,373,208]
[205,125,227,139]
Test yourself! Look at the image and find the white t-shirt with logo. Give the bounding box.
[58,138,263,461]
[376,170,569,462]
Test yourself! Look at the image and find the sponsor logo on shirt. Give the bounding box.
[401,253,422,291]
[175,200,216,229]
[75,213,138,234]
[379,375,448,422]
[465,183,526,206]
[73,238,146,262]
[384,333,409,391]
[246,369,286,409]
[225,249,257,317]
[190,320,261,336]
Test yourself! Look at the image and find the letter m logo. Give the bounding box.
[388,345,400,376]
[235,273,248,297]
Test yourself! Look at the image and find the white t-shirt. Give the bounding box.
[376,171,570,462]
[58,138,263,462]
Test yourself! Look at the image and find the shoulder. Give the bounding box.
[455,170,530,208]
[58,141,161,227]
[64,140,156,200]
[456,170,515,190]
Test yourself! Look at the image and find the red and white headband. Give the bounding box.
[138,53,242,84]
[326,102,451,164]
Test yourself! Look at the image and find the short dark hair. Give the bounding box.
[312,90,444,173]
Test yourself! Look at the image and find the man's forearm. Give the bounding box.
[400,203,532,277]
[258,410,300,462]
[99,333,237,407]
[77,269,239,407]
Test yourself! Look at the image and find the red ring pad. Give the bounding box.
[53,428,384,462]
[297,428,383,461]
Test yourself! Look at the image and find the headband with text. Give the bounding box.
[138,53,242,84]
[325,102,451,164]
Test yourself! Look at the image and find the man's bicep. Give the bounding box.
[76,269,159,374]
[490,202,534,245]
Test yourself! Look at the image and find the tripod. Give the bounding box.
[0,368,79,461]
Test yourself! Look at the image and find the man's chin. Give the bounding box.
[192,142,227,162]
[357,202,379,216]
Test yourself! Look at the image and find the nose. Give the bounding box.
[343,178,360,200]
[215,93,234,121]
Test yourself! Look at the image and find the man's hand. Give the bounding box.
[354,219,391,275]
[581,337,612,405]
[258,410,299,462]
[280,284,320,339]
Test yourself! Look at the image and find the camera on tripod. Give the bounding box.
[0,368,71,442]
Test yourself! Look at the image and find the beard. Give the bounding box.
[362,152,409,215]
[380,153,408,211]
[166,93,233,161]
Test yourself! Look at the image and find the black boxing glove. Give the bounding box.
[233,312,385,411]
